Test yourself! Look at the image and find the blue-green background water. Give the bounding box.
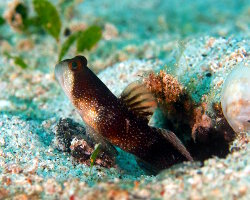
[80,0,249,38]
[76,0,249,68]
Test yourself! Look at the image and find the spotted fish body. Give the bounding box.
[55,56,193,172]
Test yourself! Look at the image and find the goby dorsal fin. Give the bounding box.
[119,81,157,122]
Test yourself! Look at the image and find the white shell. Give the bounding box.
[221,64,250,133]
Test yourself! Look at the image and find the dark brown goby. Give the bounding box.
[55,55,193,172]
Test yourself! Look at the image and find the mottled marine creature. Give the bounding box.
[221,64,250,133]
[55,55,193,172]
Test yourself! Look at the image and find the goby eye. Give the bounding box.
[71,61,78,70]
[69,60,82,71]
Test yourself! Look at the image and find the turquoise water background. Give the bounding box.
[80,0,249,38]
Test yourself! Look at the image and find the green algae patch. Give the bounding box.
[90,143,101,174]
[77,26,102,52]
[0,17,5,26]
[58,32,79,61]
[4,52,28,69]
[13,56,28,69]
[59,26,102,61]
[33,0,61,40]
